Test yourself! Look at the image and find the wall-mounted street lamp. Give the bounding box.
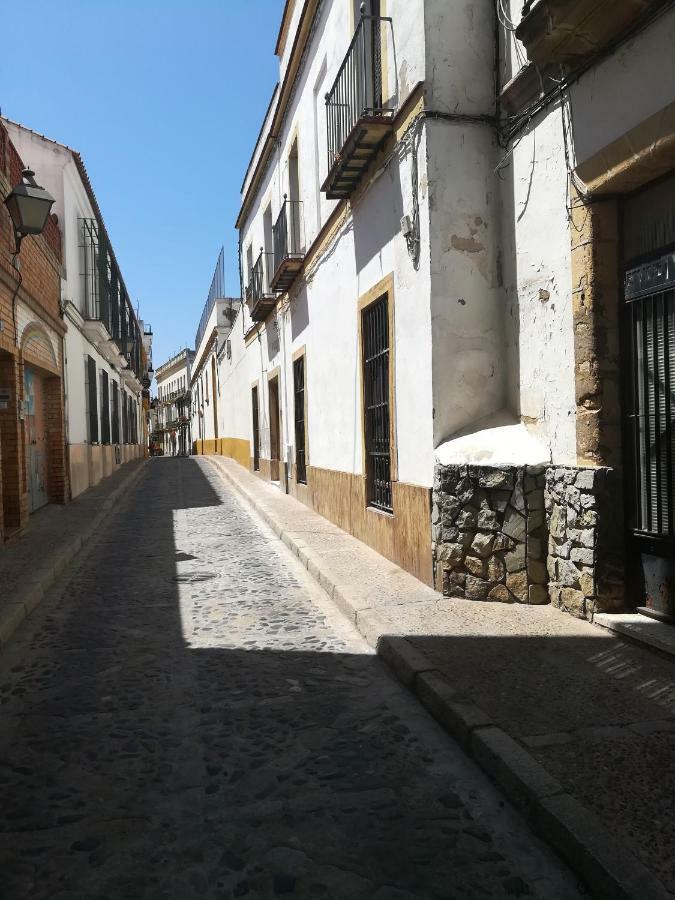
[4,168,55,254]
[3,168,56,345]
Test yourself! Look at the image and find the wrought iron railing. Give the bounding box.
[80,218,108,324]
[325,13,391,168]
[252,250,274,301]
[80,217,141,377]
[195,247,226,350]
[273,199,304,276]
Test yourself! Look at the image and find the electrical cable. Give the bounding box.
[10,250,22,347]
[501,0,675,148]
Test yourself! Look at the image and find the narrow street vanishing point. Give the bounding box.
[0,458,582,899]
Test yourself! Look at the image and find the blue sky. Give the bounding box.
[1,0,282,367]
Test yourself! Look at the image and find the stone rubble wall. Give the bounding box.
[546,466,624,618]
[433,463,625,618]
[432,465,548,605]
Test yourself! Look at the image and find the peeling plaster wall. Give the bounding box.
[569,6,675,170]
[499,111,577,464]
[427,119,505,448]
[423,0,496,115]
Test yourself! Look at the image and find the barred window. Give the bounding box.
[293,356,307,484]
[362,294,392,512]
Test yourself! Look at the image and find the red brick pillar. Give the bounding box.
[44,373,68,504]
[0,350,27,534]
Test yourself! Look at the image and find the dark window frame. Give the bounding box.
[293,355,307,484]
[362,293,392,513]
[86,355,99,443]
[252,385,260,471]
[100,370,111,444]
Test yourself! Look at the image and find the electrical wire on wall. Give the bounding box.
[407,119,422,270]
[10,252,22,347]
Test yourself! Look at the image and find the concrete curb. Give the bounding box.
[0,460,146,654]
[206,456,672,900]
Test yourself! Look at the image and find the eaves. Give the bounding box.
[235,0,321,231]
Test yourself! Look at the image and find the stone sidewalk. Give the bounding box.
[0,459,145,651]
[206,455,675,900]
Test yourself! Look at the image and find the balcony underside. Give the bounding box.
[516,0,653,67]
[270,257,303,293]
[322,116,393,200]
[82,319,110,347]
[249,295,277,323]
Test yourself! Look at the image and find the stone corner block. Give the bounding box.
[470,726,563,815]
[535,792,672,900]
[377,635,435,688]
[0,602,27,648]
[415,672,492,749]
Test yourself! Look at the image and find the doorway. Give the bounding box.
[23,364,49,514]
[252,385,260,472]
[622,173,675,622]
[268,375,281,482]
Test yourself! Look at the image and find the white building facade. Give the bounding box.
[190,250,239,455]
[209,0,675,620]
[154,348,194,456]
[4,120,147,499]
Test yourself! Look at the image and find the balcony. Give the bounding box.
[321,13,394,200]
[516,0,653,68]
[247,250,276,322]
[271,199,305,293]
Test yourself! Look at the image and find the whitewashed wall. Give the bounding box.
[234,0,433,487]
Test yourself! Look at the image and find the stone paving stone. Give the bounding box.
[206,457,675,895]
[0,458,581,899]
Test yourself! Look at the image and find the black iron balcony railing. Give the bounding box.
[248,250,276,322]
[80,217,111,326]
[80,217,142,376]
[195,247,226,350]
[322,12,394,200]
[252,250,274,300]
[271,198,304,293]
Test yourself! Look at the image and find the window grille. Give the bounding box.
[100,370,110,444]
[294,356,307,484]
[362,294,392,512]
[86,355,98,443]
[111,382,120,443]
[625,256,675,538]
[122,392,128,444]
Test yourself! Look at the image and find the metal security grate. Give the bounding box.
[294,356,307,484]
[100,370,110,445]
[363,295,392,512]
[111,382,120,444]
[625,253,675,539]
[86,355,98,443]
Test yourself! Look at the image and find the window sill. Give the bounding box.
[366,504,394,519]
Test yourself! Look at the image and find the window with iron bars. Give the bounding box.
[100,370,111,444]
[627,281,675,538]
[362,294,392,512]
[293,356,307,484]
[111,382,120,444]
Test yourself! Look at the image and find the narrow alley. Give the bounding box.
[0,458,581,899]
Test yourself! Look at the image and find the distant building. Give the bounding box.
[189,248,239,455]
[155,348,195,456]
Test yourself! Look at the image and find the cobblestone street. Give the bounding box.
[0,458,582,899]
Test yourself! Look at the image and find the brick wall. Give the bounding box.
[0,121,66,537]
